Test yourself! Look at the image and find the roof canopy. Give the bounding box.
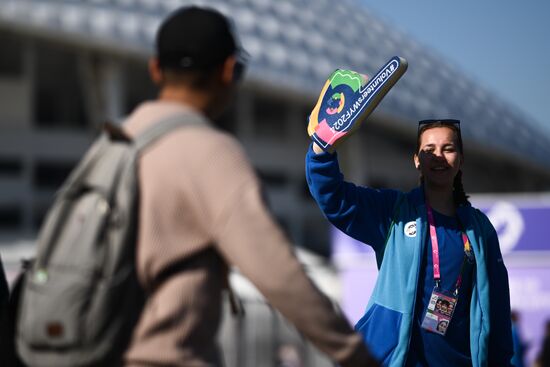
[1,0,549,169]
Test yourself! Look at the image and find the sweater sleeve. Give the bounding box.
[195,134,377,367]
[305,144,400,251]
[484,221,514,366]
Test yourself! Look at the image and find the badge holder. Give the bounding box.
[421,285,458,336]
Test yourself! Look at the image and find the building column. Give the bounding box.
[236,89,254,139]
[79,55,125,127]
[287,104,307,245]
[100,58,125,122]
[21,39,36,235]
[340,131,368,185]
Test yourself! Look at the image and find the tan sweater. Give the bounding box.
[123,101,373,367]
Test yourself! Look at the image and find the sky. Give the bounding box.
[359,0,550,135]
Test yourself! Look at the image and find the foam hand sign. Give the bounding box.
[308,56,408,152]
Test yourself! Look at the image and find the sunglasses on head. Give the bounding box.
[418,119,460,129]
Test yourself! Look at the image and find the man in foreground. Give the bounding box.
[122,6,377,367]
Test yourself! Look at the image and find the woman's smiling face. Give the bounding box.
[414,126,463,189]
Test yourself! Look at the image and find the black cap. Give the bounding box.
[156,6,241,70]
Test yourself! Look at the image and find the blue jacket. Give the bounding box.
[305,147,514,367]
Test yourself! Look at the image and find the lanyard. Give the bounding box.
[426,203,471,294]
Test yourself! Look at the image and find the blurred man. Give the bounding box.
[122,6,376,367]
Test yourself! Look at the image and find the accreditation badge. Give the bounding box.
[421,288,458,336]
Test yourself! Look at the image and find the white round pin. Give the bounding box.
[404,221,417,237]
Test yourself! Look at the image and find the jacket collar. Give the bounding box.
[409,186,425,208]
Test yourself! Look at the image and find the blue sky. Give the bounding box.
[359,0,550,135]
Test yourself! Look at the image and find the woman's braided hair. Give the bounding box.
[416,120,470,207]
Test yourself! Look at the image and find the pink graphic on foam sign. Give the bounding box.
[315,119,346,146]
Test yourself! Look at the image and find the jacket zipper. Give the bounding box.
[403,215,426,366]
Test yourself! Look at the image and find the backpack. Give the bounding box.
[15,112,205,367]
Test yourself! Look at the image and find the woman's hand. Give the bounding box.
[312,142,326,154]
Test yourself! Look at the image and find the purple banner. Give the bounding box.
[471,195,550,253]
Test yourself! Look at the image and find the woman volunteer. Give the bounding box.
[305,119,514,366]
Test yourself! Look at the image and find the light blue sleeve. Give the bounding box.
[305,144,400,252]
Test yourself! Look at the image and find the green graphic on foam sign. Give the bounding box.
[329,70,366,92]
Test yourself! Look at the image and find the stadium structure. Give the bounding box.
[1,0,550,249]
[1,1,550,365]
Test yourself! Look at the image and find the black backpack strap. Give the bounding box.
[148,248,245,317]
[134,111,209,153]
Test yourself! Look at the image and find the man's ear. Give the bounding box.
[220,55,237,85]
[413,154,420,170]
[148,58,163,85]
